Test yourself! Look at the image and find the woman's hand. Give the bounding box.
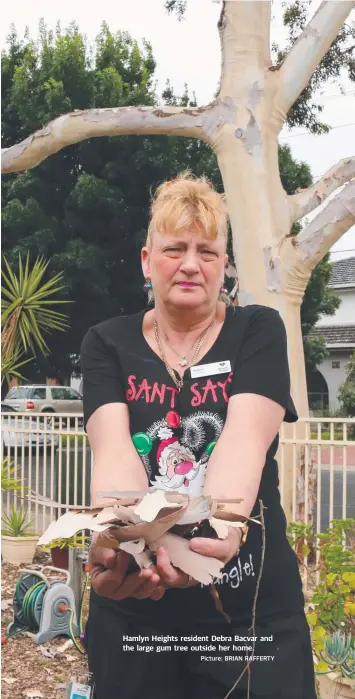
[155,546,198,589]
[155,527,242,589]
[89,543,166,601]
[189,526,242,564]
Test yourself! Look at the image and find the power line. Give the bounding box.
[329,249,355,254]
[313,90,355,102]
[280,122,355,139]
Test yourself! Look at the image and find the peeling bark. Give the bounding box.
[2,101,234,174]
[289,157,355,223]
[296,179,355,267]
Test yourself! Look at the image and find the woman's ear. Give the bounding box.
[141,246,151,279]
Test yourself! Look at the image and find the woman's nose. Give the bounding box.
[180,252,200,273]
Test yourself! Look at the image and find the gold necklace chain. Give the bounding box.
[161,330,204,368]
[153,315,214,391]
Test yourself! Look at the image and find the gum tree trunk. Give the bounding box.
[2,0,355,520]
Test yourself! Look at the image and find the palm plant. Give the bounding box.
[1,254,70,386]
[1,457,23,492]
[2,504,34,536]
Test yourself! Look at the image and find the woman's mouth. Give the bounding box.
[177,282,200,288]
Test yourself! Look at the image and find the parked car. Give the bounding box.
[3,385,83,416]
[1,403,59,450]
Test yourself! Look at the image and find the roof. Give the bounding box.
[329,256,355,288]
[309,324,355,348]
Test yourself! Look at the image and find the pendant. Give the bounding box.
[179,357,188,367]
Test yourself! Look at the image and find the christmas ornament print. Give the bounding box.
[132,432,153,455]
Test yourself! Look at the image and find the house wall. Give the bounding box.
[316,350,350,411]
[317,288,355,326]
[71,376,82,394]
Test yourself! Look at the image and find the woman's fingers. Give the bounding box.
[90,549,131,595]
[90,545,120,570]
[155,546,191,588]
[149,585,166,601]
[189,537,230,559]
[189,529,241,563]
[132,572,162,599]
[91,558,165,601]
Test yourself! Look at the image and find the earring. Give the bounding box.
[219,285,228,295]
[144,278,154,304]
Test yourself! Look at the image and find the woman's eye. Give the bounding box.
[201,250,217,256]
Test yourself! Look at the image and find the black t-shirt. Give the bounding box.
[81,304,305,627]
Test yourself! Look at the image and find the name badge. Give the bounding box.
[190,360,231,379]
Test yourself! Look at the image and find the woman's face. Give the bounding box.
[141,227,227,311]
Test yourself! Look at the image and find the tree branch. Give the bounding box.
[289,157,355,224]
[218,1,271,100]
[1,102,234,174]
[277,1,355,117]
[296,179,355,269]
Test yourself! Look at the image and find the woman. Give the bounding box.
[81,172,316,699]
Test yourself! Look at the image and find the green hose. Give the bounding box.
[8,577,47,637]
[7,571,89,653]
[20,581,46,630]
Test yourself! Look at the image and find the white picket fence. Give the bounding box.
[1,412,355,588]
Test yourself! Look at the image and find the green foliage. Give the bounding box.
[164,0,187,20]
[321,631,355,679]
[2,504,35,536]
[1,457,22,492]
[287,521,313,560]
[41,532,89,550]
[338,351,355,418]
[301,256,341,336]
[1,345,33,384]
[305,519,355,678]
[301,255,341,368]
[273,0,355,134]
[1,253,70,385]
[303,335,328,370]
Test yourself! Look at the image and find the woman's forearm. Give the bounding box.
[90,456,149,507]
[86,404,150,507]
[203,432,267,519]
[203,394,284,519]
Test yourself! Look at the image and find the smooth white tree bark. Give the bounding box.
[289,157,355,223]
[2,2,355,516]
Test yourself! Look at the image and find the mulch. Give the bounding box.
[1,551,88,699]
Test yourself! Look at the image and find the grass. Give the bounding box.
[310,429,355,441]
[58,434,87,448]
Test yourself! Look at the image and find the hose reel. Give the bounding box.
[7,566,80,645]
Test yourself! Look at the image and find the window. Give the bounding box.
[332,361,340,369]
[51,388,68,400]
[66,389,81,400]
[5,387,32,399]
[31,388,46,399]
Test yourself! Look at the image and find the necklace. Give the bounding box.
[163,335,203,368]
[153,315,214,391]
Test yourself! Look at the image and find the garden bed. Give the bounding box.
[1,553,88,699]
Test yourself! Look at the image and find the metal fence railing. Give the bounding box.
[2,412,355,590]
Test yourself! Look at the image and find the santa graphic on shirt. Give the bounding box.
[151,428,207,496]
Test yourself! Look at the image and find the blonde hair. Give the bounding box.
[146,170,228,246]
